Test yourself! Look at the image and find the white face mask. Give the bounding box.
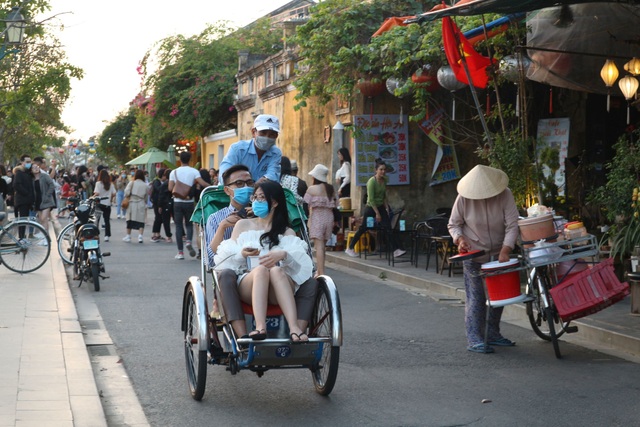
[255,136,276,151]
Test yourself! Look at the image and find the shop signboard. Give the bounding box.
[537,118,570,196]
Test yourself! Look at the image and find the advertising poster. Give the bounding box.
[417,108,461,186]
[536,118,570,196]
[354,115,410,186]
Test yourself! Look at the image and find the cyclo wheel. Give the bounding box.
[184,286,207,400]
[91,260,100,292]
[309,278,340,396]
[526,268,566,358]
[57,222,75,265]
[0,220,51,274]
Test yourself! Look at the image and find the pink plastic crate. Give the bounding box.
[549,258,630,322]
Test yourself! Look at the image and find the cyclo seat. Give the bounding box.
[241,302,283,316]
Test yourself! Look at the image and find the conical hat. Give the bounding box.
[457,165,509,200]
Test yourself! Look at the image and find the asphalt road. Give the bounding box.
[71,218,640,427]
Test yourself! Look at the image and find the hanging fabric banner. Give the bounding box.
[417,108,461,186]
[536,117,570,196]
[354,115,410,186]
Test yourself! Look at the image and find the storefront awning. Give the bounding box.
[406,0,640,23]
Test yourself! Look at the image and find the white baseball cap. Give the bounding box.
[253,114,280,133]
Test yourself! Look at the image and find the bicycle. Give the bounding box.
[57,198,81,265]
[0,212,51,273]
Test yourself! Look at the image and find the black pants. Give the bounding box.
[98,204,111,237]
[15,204,31,238]
[173,201,194,251]
[152,204,162,233]
[348,205,401,251]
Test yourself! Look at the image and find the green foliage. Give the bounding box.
[587,129,640,223]
[137,19,281,144]
[97,109,137,165]
[0,1,83,163]
[477,129,537,210]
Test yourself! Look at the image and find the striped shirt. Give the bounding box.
[204,205,236,268]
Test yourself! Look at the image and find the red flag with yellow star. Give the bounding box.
[442,16,492,88]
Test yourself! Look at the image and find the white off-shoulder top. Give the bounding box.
[213,229,313,288]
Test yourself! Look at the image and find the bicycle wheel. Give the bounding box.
[184,286,207,400]
[0,221,51,274]
[526,268,566,358]
[309,279,340,396]
[57,223,75,265]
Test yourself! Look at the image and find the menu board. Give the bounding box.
[354,115,410,186]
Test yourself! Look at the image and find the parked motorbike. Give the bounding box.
[71,196,110,291]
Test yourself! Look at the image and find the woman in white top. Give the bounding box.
[335,147,351,198]
[93,169,116,241]
[214,180,313,342]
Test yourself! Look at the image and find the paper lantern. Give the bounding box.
[75,149,81,155]
[499,55,532,83]
[437,66,466,120]
[58,148,65,154]
[411,67,440,92]
[356,79,386,98]
[624,58,640,76]
[619,75,639,124]
[89,148,96,154]
[600,59,619,112]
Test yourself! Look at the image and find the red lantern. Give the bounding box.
[411,71,440,92]
[356,79,385,98]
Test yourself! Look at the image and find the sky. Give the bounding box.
[44,0,293,142]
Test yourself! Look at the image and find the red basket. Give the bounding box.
[549,258,629,322]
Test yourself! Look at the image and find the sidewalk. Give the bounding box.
[0,220,107,427]
[326,249,640,362]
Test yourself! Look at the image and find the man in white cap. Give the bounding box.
[447,164,520,354]
[290,160,299,177]
[219,114,282,182]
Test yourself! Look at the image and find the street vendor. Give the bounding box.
[447,165,520,354]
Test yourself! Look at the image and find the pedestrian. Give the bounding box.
[168,151,209,259]
[150,168,165,242]
[122,169,148,243]
[0,165,8,224]
[12,155,35,239]
[192,168,212,258]
[209,168,219,185]
[31,162,56,235]
[447,165,520,354]
[304,164,337,277]
[115,171,128,219]
[218,114,282,182]
[156,168,173,243]
[345,158,406,258]
[280,156,307,208]
[93,169,116,242]
[335,147,352,198]
[290,160,299,177]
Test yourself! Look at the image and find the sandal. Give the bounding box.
[249,329,267,340]
[290,332,309,343]
[488,337,516,347]
[467,343,494,353]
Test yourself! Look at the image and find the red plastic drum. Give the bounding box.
[481,259,526,306]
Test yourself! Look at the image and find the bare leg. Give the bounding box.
[268,267,306,340]
[314,238,326,276]
[239,266,269,334]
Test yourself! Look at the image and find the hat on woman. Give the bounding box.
[308,164,329,183]
[457,165,509,200]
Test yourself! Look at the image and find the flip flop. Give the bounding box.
[249,329,267,340]
[488,337,516,347]
[467,343,494,353]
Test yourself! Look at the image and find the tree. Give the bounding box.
[97,108,136,165]
[135,19,281,148]
[0,1,83,163]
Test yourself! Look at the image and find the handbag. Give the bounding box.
[171,171,192,199]
[121,195,130,209]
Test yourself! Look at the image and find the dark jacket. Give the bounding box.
[12,166,35,208]
[151,178,162,206]
[157,180,172,209]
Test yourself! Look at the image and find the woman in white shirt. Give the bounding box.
[214,180,313,342]
[93,169,116,241]
[335,147,351,198]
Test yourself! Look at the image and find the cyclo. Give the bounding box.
[181,185,342,400]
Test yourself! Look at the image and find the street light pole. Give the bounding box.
[0,6,25,60]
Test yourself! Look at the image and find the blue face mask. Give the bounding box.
[24,163,32,170]
[252,200,270,218]
[232,186,253,206]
